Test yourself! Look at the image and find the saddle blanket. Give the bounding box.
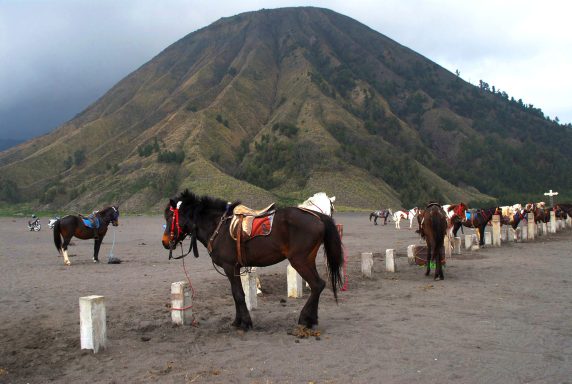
[82,216,100,229]
[230,214,275,240]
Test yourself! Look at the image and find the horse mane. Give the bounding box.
[177,189,239,216]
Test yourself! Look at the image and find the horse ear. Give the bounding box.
[330,196,336,202]
[169,199,177,208]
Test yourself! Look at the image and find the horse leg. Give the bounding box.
[290,257,325,328]
[478,226,485,246]
[435,243,444,280]
[93,238,102,263]
[224,263,252,330]
[61,236,72,266]
[425,242,432,276]
[374,216,378,225]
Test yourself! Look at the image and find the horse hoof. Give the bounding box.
[65,261,71,266]
[93,259,99,263]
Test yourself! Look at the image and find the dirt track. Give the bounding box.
[0,214,571,383]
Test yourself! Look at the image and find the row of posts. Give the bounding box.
[78,213,571,353]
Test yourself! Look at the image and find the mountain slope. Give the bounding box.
[1,7,570,212]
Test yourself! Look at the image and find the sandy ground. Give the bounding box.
[0,213,571,384]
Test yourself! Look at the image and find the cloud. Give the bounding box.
[0,0,570,140]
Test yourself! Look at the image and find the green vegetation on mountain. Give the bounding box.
[1,7,570,212]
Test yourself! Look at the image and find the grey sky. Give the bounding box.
[1,0,570,141]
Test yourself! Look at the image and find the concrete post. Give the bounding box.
[444,236,452,259]
[491,215,501,246]
[521,226,528,241]
[361,252,373,278]
[171,282,193,325]
[286,264,303,299]
[385,249,396,272]
[80,295,106,353]
[501,225,508,242]
[550,211,557,233]
[541,222,547,236]
[453,237,461,255]
[464,234,473,250]
[407,245,416,265]
[241,271,258,310]
[471,234,480,250]
[527,213,535,241]
[484,231,492,246]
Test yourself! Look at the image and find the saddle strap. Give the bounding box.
[236,216,246,267]
[297,207,321,219]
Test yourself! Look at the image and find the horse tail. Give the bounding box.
[321,215,343,302]
[369,212,373,221]
[431,212,447,252]
[53,219,62,252]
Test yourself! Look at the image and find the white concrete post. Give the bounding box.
[80,295,106,353]
[407,245,416,265]
[171,281,193,325]
[542,222,548,236]
[550,211,557,233]
[521,225,528,241]
[385,249,396,272]
[471,234,480,250]
[241,270,259,308]
[453,237,461,255]
[464,234,473,250]
[492,215,501,247]
[361,252,373,278]
[567,217,572,229]
[501,225,508,242]
[286,264,303,298]
[484,231,492,246]
[444,236,452,259]
[527,213,535,241]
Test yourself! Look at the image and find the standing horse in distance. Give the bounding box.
[161,190,343,331]
[369,209,392,225]
[393,207,418,229]
[417,203,448,280]
[53,206,119,265]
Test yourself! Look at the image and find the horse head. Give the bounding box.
[162,194,199,259]
[110,206,120,226]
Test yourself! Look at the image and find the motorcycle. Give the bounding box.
[28,218,41,232]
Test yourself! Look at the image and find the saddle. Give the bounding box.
[80,213,100,229]
[229,203,276,266]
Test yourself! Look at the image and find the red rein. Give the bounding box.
[170,206,181,241]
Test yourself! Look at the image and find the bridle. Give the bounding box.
[167,203,198,260]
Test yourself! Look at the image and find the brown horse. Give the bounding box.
[161,190,343,331]
[418,203,448,280]
[53,206,119,265]
[500,209,526,230]
[452,207,499,246]
[524,202,548,224]
[555,204,571,219]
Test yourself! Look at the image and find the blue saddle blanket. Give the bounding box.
[465,211,476,220]
[82,216,100,229]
